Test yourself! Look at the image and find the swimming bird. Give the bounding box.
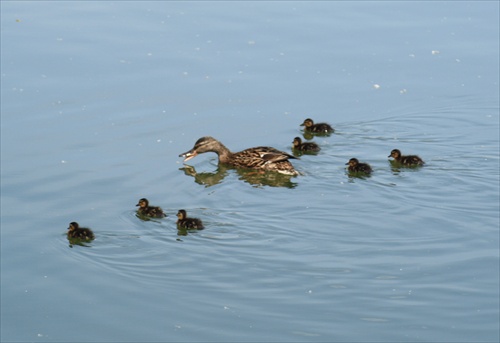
[292,137,320,152]
[300,118,334,133]
[388,149,425,166]
[67,222,95,240]
[179,136,299,176]
[346,158,372,174]
[136,198,166,218]
[176,209,204,230]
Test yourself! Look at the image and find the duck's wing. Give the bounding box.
[404,155,425,165]
[149,207,166,217]
[191,219,204,230]
[229,146,299,175]
[250,146,299,162]
[361,164,372,173]
[179,219,204,230]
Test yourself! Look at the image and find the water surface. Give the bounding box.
[1,1,499,342]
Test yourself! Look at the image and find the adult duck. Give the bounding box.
[179,136,299,176]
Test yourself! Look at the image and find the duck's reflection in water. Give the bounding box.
[388,160,425,175]
[179,164,298,189]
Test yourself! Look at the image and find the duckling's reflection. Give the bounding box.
[67,237,94,248]
[347,171,372,182]
[388,160,424,175]
[177,228,197,237]
[303,132,331,141]
[301,131,315,141]
[180,164,297,188]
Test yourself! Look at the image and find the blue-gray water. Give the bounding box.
[1,2,499,342]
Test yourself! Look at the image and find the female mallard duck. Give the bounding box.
[67,222,95,240]
[136,198,166,218]
[346,158,372,174]
[179,136,299,176]
[292,137,320,152]
[300,118,334,133]
[177,209,204,230]
[388,149,424,166]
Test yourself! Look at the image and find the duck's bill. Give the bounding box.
[179,150,197,162]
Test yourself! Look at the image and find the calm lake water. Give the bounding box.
[1,1,499,342]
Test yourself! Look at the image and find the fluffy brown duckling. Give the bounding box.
[388,149,425,166]
[67,222,95,240]
[179,136,299,176]
[346,158,372,174]
[176,209,204,230]
[292,137,320,152]
[136,198,166,218]
[300,118,334,134]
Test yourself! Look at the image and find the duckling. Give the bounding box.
[136,198,166,218]
[346,158,372,174]
[67,222,95,240]
[176,209,204,230]
[179,136,299,176]
[292,137,320,152]
[388,149,425,166]
[300,118,334,133]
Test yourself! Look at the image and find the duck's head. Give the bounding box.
[300,118,314,128]
[292,137,302,147]
[177,209,187,220]
[68,222,79,231]
[179,136,221,162]
[346,158,359,167]
[389,149,401,158]
[136,198,149,208]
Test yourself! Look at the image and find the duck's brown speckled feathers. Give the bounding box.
[67,222,95,240]
[346,158,372,174]
[300,118,334,133]
[388,149,425,166]
[176,209,204,230]
[179,136,299,176]
[136,198,166,218]
[292,137,320,152]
